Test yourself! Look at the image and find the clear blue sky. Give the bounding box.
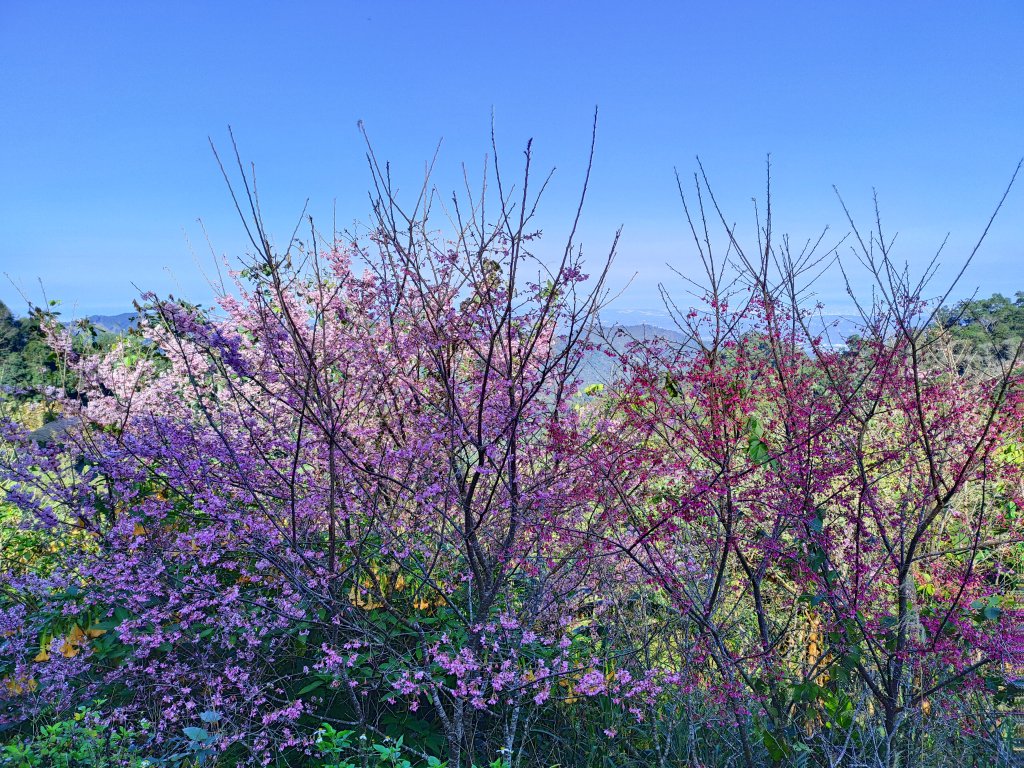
[1,1,1022,321]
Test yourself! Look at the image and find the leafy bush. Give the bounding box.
[0,704,153,768]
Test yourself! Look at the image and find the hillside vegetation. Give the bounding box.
[1,148,1021,768]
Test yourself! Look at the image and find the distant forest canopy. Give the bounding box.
[937,291,1024,350]
[2,292,1024,397]
[0,301,120,399]
[0,301,60,395]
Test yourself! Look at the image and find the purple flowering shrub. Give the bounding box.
[1,142,1022,767]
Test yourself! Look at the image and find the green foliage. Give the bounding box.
[0,704,154,768]
[0,303,60,395]
[0,301,123,398]
[0,303,18,358]
[314,727,449,768]
[0,499,55,578]
[937,291,1024,356]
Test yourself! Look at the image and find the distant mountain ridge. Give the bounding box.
[576,315,863,385]
[76,311,861,339]
[83,313,137,333]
